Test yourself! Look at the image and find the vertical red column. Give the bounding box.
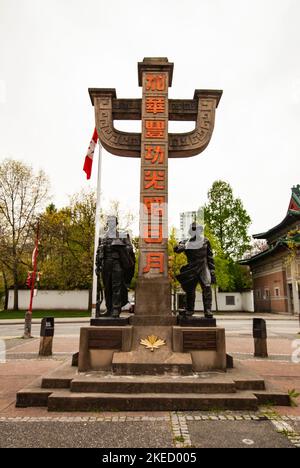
[134,58,174,325]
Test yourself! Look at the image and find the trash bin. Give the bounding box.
[253,318,267,339]
[39,317,54,356]
[253,318,268,358]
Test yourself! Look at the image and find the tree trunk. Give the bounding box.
[88,288,92,312]
[2,271,9,310]
[172,289,175,312]
[13,283,18,311]
[214,286,219,313]
[13,264,18,311]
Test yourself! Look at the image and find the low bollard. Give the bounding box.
[253,318,268,358]
[39,317,54,356]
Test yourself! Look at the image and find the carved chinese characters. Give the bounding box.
[140,72,169,277]
[145,146,165,165]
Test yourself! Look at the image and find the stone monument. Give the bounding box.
[16,59,291,411]
[82,57,224,374]
[89,58,221,324]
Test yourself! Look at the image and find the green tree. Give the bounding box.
[0,159,49,310]
[0,268,13,310]
[204,180,251,261]
[227,261,252,291]
[204,227,232,291]
[129,236,139,290]
[38,190,96,303]
[38,193,135,310]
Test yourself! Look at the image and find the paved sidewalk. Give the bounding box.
[0,334,299,448]
[1,335,299,415]
[0,413,299,448]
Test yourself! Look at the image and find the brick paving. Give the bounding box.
[227,336,299,355]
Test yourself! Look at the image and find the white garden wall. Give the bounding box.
[8,290,89,310]
[177,290,254,312]
[8,289,254,312]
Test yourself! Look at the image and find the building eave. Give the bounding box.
[239,242,288,265]
[253,211,300,240]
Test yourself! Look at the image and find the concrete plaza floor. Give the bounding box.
[0,322,299,448]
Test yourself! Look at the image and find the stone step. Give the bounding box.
[16,379,59,408]
[47,391,259,412]
[112,352,193,375]
[228,362,266,390]
[70,375,237,394]
[233,378,265,391]
[41,361,78,389]
[254,390,291,406]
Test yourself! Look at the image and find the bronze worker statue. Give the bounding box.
[95,216,135,318]
[174,222,216,318]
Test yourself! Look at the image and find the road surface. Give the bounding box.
[0,318,298,338]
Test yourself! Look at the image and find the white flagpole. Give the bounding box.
[91,140,103,318]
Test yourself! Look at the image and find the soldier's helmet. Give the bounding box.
[188,222,204,238]
[104,215,118,238]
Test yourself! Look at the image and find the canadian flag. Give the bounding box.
[83,128,98,180]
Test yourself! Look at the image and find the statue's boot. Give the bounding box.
[185,309,194,316]
[112,308,121,318]
[100,309,111,317]
[179,308,194,316]
[204,309,214,318]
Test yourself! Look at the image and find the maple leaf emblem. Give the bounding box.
[140,335,166,352]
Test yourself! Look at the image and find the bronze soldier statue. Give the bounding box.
[174,222,216,318]
[95,216,135,318]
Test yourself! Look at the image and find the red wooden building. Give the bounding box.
[242,185,300,315]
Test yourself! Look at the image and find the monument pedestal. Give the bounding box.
[129,316,177,326]
[177,315,216,327]
[77,321,227,374]
[112,325,192,375]
[112,351,193,375]
[90,317,129,327]
[78,326,133,372]
[16,316,291,413]
[173,326,226,372]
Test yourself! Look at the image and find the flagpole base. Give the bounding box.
[23,311,33,339]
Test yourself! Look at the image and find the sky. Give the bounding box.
[0,0,299,236]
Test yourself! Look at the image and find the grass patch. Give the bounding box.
[208,407,226,414]
[0,310,90,320]
[260,406,279,419]
[288,389,300,408]
[278,428,297,438]
[174,436,185,443]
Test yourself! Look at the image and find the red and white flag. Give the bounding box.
[32,246,38,268]
[83,128,98,180]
